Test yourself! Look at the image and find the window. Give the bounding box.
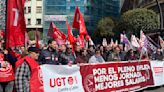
[27,18,31,25]
[36,6,42,13]
[36,19,41,25]
[28,7,31,13]
[24,7,26,14]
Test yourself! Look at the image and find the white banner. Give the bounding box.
[41,65,84,92]
[150,61,164,86]
[41,61,164,92]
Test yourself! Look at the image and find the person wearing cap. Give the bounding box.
[15,47,40,92]
[38,39,61,65]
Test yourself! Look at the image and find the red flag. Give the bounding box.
[6,0,26,48]
[72,6,81,29]
[36,30,40,48]
[66,21,75,44]
[79,12,88,35]
[47,22,54,38]
[72,6,88,35]
[47,22,66,41]
[86,35,90,41]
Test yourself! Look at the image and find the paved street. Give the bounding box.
[144,87,164,92]
[137,86,164,92]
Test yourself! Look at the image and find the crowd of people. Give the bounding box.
[0,39,164,92]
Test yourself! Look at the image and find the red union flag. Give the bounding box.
[47,22,66,42]
[72,6,88,35]
[6,0,26,48]
[72,6,81,29]
[66,21,75,44]
[47,22,54,38]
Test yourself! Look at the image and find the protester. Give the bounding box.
[118,44,126,61]
[125,49,137,61]
[87,45,95,58]
[75,49,89,64]
[151,48,164,61]
[89,48,105,63]
[59,44,75,65]
[15,47,40,92]
[0,49,15,92]
[111,46,121,61]
[74,44,81,57]
[64,44,75,64]
[103,45,113,61]
[38,39,60,65]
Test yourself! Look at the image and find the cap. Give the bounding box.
[28,47,40,53]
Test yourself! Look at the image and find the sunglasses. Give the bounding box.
[68,48,72,49]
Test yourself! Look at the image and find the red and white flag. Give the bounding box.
[66,21,75,44]
[6,0,26,48]
[72,6,88,35]
[47,22,66,45]
[72,6,81,29]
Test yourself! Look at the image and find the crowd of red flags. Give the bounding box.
[47,6,91,49]
[72,7,90,48]
[5,1,91,49]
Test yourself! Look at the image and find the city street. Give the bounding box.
[138,86,164,92]
[0,0,164,92]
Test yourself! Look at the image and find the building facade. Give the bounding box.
[24,0,43,32]
[43,0,121,37]
[0,0,6,30]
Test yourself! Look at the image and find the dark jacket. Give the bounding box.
[152,52,163,61]
[60,52,75,65]
[38,48,60,65]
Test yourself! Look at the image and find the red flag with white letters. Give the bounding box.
[6,0,26,48]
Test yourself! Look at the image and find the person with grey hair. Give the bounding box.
[89,48,105,63]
